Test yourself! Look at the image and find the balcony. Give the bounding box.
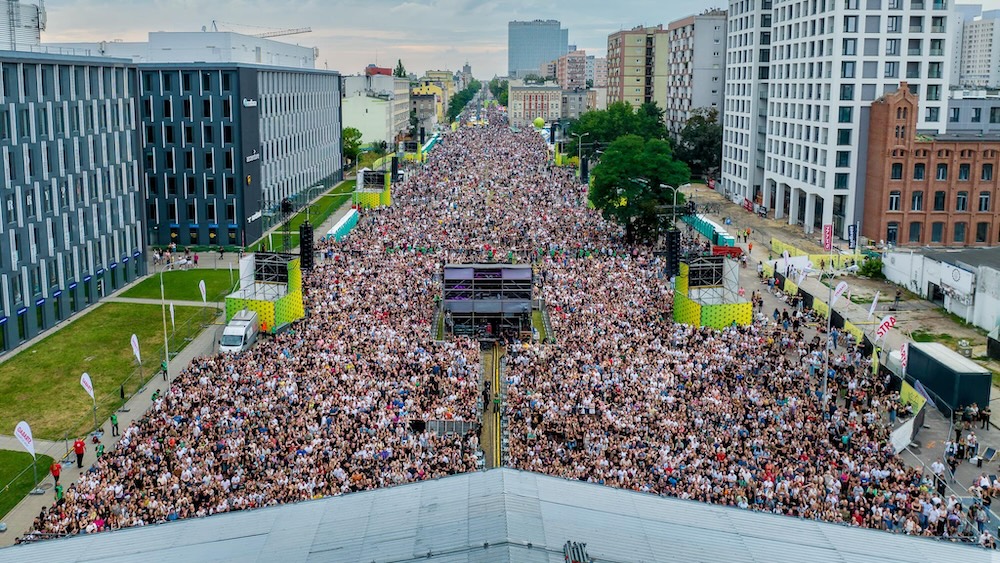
[930,48,944,55]
[931,25,946,33]
[909,25,924,32]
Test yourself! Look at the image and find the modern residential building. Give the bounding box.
[140,63,342,248]
[343,74,410,142]
[720,0,772,207]
[555,50,587,90]
[724,0,954,238]
[959,10,1000,88]
[665,10,727,138]
[587,56,608,88]
[946,89,1000,134]
[507,81,562,128]
[342,95,392,145]
[606,25,669,109]
[508,20,569,78]
[864,84,1000,248]
[538,60,557,80]
[49,31,317,69]
[0,0,45,51]
[0,51,145,355]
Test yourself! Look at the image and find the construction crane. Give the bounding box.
[208,20,311,39]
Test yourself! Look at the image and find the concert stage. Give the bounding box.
[673,256,752,329]
[442,264,534,339]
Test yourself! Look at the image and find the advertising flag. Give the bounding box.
[869,291,880,320]
[199,280,207,303]
[14,421,35,458]
[130,333,141,364]
[831,281,850,307]
[80,372,94,400]
[169,303,175,331]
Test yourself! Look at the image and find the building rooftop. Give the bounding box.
[922,246,1000,272]
[0,469,976,563]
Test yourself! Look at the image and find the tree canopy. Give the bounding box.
[674,107,722,179]
[393,59,407,78]
[342,127,362,166]
[446,79,482,122]
[589,134,691,243]
[565,102,667,158]
[488,78,509,106]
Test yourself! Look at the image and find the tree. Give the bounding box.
[488,78,509,106]
[393,59,407,78]
[674,107,723,179]
[409,109,419,136]
[564,101,666,159]
[589,134,690,243]
[342,127,362,166]
[446,79,482,122]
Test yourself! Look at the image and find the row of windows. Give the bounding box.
[889,162,995,182]
[0,63,131,103]
[144,123,234,146]
[0,100,135,142]
[887,189,994,212]
[150,199,238,225]
[147,175,237,199]
[141,71,233,96]
[886,221,993,245]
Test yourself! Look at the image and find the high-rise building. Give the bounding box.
[960,10,1000,88]
[508,20,569,78]
[723,0,953,238]
[666,10,727,139]
[140,64,342,248]
[606,25,669,109]
[0,51,146,355]
[556,50,587,90]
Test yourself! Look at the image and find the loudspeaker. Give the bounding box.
[391,156,399,183]
[419,127,426,145]
[665,229,681,277]
[281,198,293,215]
[299,221,315,270]
[549,124,556,144]
[580,157,589,184]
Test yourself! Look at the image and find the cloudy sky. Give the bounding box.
[42,1,1000,78]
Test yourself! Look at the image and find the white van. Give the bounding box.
[219,310,259,354]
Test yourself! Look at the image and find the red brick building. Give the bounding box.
[864,84,1000,247]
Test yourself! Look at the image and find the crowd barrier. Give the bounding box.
[325,209,359,242]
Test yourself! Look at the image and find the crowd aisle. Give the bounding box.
[19,111,990,547]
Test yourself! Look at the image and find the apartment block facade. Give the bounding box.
[0,52,146,355]
[723,0,953,239]
[666,10,728,138]
[507,82,562,127]
[140,63,342,248]
[606,25,669,109]
[864,86,1000,247]
[959,10,1000,88]
[556,50,587,90]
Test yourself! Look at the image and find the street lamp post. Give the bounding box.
[571,132,589,173]
[158,259,185,384]
[660,184,678,227]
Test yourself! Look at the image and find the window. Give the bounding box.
[977,222,990,243]
[889,190,901,210]
[840,84,854,100]
[205,152,213,169]
[954,222,967,243]
[980,191,991,212]
[914,163,925,180]
[838,107,853,123]
[956,191,968,211]
[933,190,946,210]
[991,107,1000,124]
[936,163,947,181]
[931,221,944,242]
[891,163,903,179]
[925,107,939,122]
[886,222,899,245]
[983,164,994,181]
[841,61,856,78]
[836,151,851,167]
[959,163,970,181]
[911,191,923,211]
[843,38,857,55]
[844,15,859,32]
[908,222,921,243]
[837,129,851,145]
[835,173,849,190]
[973,108,982,123]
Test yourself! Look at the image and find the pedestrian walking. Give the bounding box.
[110,413,119,437]
[73,437,85,468]
[49,461,60,485]
[193,253,199,267]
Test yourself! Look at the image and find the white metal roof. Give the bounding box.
[0,469,984,563]
[912,341,990,374]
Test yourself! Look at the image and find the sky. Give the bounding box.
[40,1,1000,79]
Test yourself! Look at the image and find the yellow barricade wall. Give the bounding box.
[813,298,830,319]
[771,238,807,257]
[674,293,702,326]
[701,302,753,329]
[842,321,864,344]
[783,278,798,295]
[899,380,928,410]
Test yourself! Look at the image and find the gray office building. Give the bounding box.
[0,51,145,355]
[508,20,569,78]
[140,64,342,247]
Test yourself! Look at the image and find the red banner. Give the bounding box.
[822,224,833,251]
[743,198,754,212]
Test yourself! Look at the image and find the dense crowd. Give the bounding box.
[21,109,984,545]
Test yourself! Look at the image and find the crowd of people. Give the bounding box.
[19,108,987,547]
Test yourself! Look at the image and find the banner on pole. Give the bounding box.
[847,224,857,250]
[14,421,35,458]
[900,342,909,371]
[80,372,94,400]
[831,281,850,307]
[869,291,880,320]
[199,280,207,303]
[130,333,141,364]
[823,224,833,251]
[875,315,897,341]
[169,303,175,331]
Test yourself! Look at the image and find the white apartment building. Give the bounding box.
[342,74,410,141]
[666,10,728,139]
[723,0,953,238]
[960,10,1000,88]
[721,0,773,210]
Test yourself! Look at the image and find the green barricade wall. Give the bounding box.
[225,258,305,334]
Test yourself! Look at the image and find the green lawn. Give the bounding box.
[0,451,54,519]
[532,310,548,342]
[246,181,355,252]
[0,302,215,440]
[120,269,237,302]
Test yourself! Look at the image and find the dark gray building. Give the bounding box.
[0,51,145,355]
[140,64,342,247]
[945,92,1000,135]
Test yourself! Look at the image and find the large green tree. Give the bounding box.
[565,101,666,159]
[342,127,363,167]
[488,78,509,106]
[446,79,482,122]
[674,107,723,178]
[589,134,690,243]
[393,59,407,78]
